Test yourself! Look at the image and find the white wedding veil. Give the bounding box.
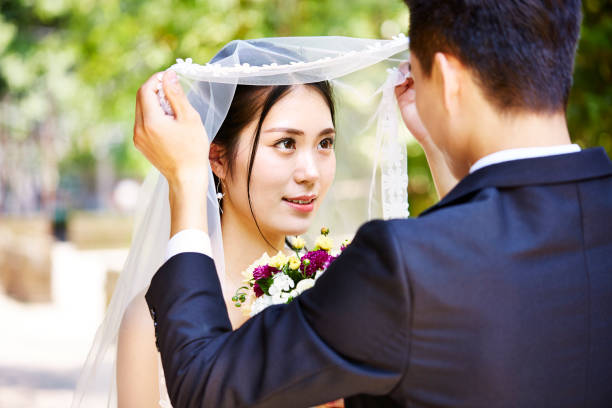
[71,35,410,407]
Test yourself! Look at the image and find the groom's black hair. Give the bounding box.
[404,0,582,113]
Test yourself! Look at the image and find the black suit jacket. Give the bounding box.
[146,148,612,407]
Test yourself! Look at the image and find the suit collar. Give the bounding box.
[421,147,612,216]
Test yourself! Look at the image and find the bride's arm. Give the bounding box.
[117,293,161,408]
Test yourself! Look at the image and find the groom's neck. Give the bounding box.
[463,110,572,172]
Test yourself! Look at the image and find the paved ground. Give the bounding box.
[0,243,128,407]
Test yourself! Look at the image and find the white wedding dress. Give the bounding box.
[158,355,173,408]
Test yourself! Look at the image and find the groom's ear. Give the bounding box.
[433,52,462,117]
[209,143,228,180]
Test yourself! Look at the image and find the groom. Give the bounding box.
[134,0,612,407]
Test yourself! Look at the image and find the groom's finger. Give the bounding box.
[395,77,414,99]
[398,61,411,77]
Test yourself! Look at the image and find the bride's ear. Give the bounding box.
[209,143,228,180]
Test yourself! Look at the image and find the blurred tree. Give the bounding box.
[0,0,609,216]
[0,0,408,213]
[567,0,612,154]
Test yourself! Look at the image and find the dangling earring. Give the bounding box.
[216,178,225,213]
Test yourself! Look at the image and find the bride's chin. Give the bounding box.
[278,221,311,238]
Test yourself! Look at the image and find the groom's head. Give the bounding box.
[403,0,582,170]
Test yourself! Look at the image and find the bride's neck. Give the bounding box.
[220,203,285,285]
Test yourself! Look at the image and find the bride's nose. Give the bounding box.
[293,150,319,184]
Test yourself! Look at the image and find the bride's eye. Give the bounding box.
[275,138,296,151]
[318,137,334,150]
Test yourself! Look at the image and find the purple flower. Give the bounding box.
[323,255,337,270]
[301,250,333,277]
[253,283,264,297]
[253,264,278,280]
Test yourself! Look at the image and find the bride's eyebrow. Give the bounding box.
[264,127,335,136]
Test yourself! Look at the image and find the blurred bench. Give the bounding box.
[0,216,52,302]
[68,212,133,249]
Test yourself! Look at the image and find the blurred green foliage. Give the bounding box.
[567,0,612,154]
[0,0,610,215]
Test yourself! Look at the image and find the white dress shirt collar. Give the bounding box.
[469,144,581,174]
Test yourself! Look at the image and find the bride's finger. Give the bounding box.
[139,72,165,119]
[161,70,192,121]
[133,99,143,145]
[133,84,149,152]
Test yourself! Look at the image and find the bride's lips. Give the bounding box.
[282,195,317,213]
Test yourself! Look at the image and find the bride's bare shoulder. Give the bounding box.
[119,290,154,339]
[117,292,161,406]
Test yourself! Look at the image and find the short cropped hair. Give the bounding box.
[404,0,582,113]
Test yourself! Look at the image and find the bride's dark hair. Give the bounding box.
[212,81,335,248]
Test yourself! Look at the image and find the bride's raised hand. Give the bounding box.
[133,70,209,187]
[134,70,210,235]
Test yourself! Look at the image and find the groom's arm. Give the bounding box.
[146,220,411,408]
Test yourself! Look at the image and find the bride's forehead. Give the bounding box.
[265,87,332,119]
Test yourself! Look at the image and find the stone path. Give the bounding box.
[0,243,128,407]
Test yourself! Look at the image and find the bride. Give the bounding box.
[118,74,337,408]
[72,36,413,407]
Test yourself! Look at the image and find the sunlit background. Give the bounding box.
[1,0,610,406]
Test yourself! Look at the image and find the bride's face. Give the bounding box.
[226,85,336,238]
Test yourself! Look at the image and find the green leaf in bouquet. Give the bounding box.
[256,277,274,295]
[286,268,303,284]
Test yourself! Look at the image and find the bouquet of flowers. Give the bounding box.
[233,227,349,317]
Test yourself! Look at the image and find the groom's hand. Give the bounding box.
[395,62,459,198]
[395,62,432,148]
[134,70,210,236]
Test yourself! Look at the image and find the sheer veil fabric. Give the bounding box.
[71,35,410,407]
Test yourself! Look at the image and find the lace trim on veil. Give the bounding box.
[169,34,407,81]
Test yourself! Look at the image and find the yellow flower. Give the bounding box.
[268,251,288,269]
[315,235,333,251]
[288,255,301,270]
[292,236,306,250]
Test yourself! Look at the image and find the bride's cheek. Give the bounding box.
[320,153,336,195]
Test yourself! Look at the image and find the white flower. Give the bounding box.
[330,248,342,257]
[268,273,295,296]
[271,292,291,304]
[295,278,315,294]
[250,296,274,316]
[314,270,325,281]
